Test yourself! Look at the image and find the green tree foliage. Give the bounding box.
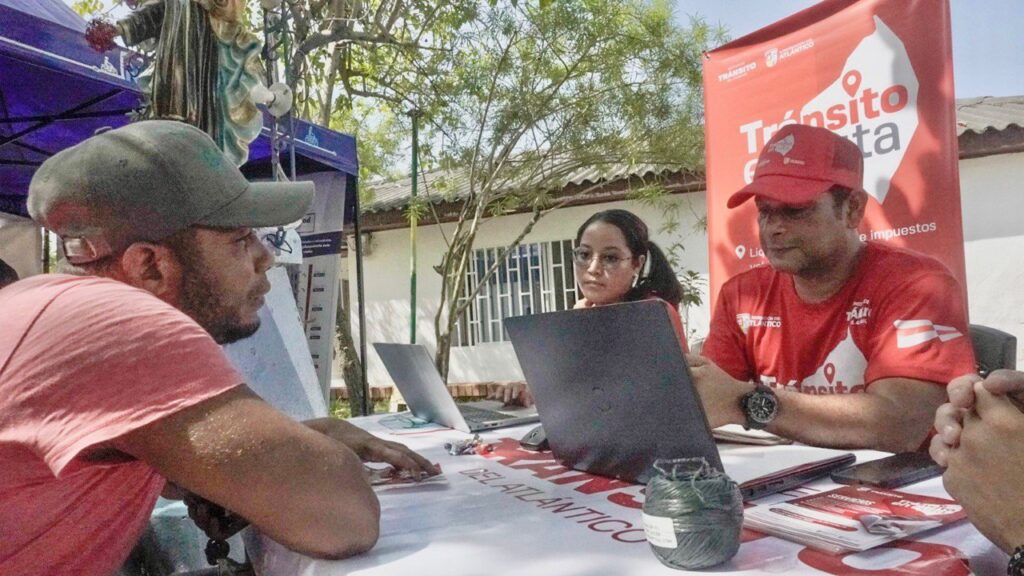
[273,1,476,184]
[283,0,474,119]
[271,1,478,411]
[70,0,104,17]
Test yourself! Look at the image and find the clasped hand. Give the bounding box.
[930,370,1024,552]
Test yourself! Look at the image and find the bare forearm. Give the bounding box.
[304,416,342,435]
[232,432,381,559]
[692,355,946,453]
[766,384,943,452]
[119,389,381,559]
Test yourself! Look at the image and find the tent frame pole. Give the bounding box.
[351,175,370,416]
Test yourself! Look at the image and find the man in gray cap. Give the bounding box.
[0,120,435,575]
[690,123,975,453]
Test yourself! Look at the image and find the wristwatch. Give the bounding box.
[741,382,779,430]
[1009,545,1024,576]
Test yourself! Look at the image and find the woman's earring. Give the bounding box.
[632,273,640,288]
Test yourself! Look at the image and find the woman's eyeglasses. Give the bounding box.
[571,247,632,270]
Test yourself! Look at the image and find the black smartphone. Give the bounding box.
[829,451,943,489]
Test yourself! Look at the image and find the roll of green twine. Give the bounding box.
[642,458,744,570]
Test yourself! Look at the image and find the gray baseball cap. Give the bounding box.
[28,120,315,264]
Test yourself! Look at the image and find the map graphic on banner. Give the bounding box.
[800,16,918,204]
[703,0,965,307]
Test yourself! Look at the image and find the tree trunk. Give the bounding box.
[335,278,368,416]
[433,238,470,383]
[434,331,451,383]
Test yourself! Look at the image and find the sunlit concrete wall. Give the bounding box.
[959,151,1024,361]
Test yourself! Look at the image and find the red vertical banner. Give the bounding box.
[702,0,964,308]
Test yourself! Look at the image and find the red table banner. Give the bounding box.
[702,0,965,308]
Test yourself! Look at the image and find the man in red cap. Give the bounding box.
[690,123,975,452]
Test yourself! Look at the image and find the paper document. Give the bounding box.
[713,424,792,446]
[744,484,965,553]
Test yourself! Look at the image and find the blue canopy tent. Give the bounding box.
[0,0,372,413]
[0,0,359,217]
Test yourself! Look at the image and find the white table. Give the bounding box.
[249,415,1008,576]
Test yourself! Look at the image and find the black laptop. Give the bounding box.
[504,300,855,492]
[504,300,723,483]
[374,343,540,433]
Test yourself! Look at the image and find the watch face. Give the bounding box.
[748,391,779,424]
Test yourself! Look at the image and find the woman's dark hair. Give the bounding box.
[575,209,684,307]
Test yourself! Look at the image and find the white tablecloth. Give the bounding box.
[250,415,1008,576]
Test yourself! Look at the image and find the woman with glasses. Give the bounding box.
[491,209,688,407]
[572,209,688,350]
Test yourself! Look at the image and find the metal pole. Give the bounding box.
[263,5,281,181]
[42,229,50,273]
[352,175,371,416]
[288,114,297,181]
[283,8,297,183]
[409,111,420,344]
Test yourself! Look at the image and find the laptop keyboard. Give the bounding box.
[458,404,515,423]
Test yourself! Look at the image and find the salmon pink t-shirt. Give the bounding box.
[702,242,975,392]
[0,275,243,576]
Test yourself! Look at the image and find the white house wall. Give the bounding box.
[352,194,710,387]
[959,151,1024,361]
[351,152,1024,388]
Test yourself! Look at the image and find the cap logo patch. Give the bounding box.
[769,134,794,156]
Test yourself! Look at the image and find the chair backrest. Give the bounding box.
[969,324,1017,376]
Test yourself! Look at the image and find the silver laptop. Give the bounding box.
[503,300,723,483]
[373,343,540,433]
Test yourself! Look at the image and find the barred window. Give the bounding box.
[455,239,578,346]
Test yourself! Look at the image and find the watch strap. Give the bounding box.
[1009,544,1024,576]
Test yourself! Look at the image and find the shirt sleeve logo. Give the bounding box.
[893,319,963,349]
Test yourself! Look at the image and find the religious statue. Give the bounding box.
[88,0,265,166]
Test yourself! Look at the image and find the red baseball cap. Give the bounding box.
[727,124,865,209]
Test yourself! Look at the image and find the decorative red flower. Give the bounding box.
[85,18,118,53]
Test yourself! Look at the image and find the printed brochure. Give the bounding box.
[744,485,965,553]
